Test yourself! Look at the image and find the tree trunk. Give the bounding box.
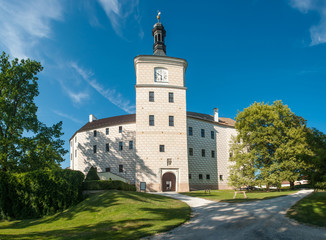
[266,184,270,192]
[290,181,295,190]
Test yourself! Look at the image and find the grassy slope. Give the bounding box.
[287,192,326,228]
[0,190,191,240]
[181,190,298,203]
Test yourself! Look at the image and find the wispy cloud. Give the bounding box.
[290,0,326,46]
[57,79,90,104]
[97,0,143,39]
[71,62,135,113]
[53,110,84,124]
[0,0,63,59]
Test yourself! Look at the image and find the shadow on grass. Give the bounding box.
[0,190,191,240]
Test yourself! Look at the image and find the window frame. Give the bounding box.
[168,92,174,103]
[119,141,123,151]
[199,174,203,180]
[119,165,123,173]
[201,129,205,138]
[94,130,97,137]
[149,115,155,126]
[93,145,97,154]
[189,148,193,156]
[202,149,205,157]
[106,128,109,135]
[211,150,215,158]
[188,127,193,136]
[211,131,214,139]
[169,116,174,127]
[129,140,133,150]
[106,143,110,152]
[159,145,165,152]
[119,126,122,133]
[149,91,154,102]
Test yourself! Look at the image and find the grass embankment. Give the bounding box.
[0,190,191,240]
[287,192,326,228]
[181,190,298,203]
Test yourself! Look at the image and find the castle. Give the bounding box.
[70,15,236,192]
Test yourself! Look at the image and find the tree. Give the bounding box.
[228,101,312,190]
[305,128,326,189]
[0,52,67,172]
[85,166,100,181]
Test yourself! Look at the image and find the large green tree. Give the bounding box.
[0,52,67,172]
[229,101,312,190]
[305,128,326,189]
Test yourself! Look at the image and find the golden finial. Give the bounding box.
[157,10,161,22]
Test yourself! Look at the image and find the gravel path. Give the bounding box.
[148,189,326,240]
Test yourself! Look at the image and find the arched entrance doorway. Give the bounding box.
[162,172,176,192]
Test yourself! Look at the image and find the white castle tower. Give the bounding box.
[134,13,189,192]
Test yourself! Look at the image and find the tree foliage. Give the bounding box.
[305,128,326,189]
[0,52,67,172]
[85,166,100,181]
[229,101,312,190]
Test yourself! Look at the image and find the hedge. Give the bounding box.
[82,180,136,191]
[314,182,326,191]
[0,169,85,220]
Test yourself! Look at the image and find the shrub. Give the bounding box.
[85,166,100,181]
[0,169,85,219]
[314,182,326,191]
[82,180,136,191]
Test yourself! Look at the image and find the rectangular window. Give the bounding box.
[119,142,123,151]
[106,128,109,135]
[119,126,122,133]
[188,127,193,136]
[220,175,223,181]
[75,149,77,157]
[189,174,192,179]
[159,145,165,152]
[167,158,172,166]
[168,92,174,103]
[119,165,123,173]
[106,167,110,172]
[106,143,110,152]
[93,145,97,153]
[149,115,155,126]
[149,91,154,102]
[201,129,205,138]
[211,150,215,158]
[75,136,77,143]
[206,174,210,180]
[94,130,97,137]
[189,148,193,156]
[211,131,214,139]
[199,174,203,180]
[129,140,133,150]
[71,153,73,160]
[202,149,205,157]
[169,116,174,126]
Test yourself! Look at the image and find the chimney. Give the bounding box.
[214,108,219,122]
[89,114,97,123]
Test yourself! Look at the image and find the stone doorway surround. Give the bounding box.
[161,168,179,192]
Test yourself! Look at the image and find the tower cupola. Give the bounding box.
[152,11,166,56]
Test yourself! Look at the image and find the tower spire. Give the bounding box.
[152,11,166,56]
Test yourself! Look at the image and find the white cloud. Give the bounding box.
[53,110,84,124]
[97,0,142,39]
[57,79,90,104]
[0,0,63,59]
[290,0,326,45]
[71,62,135,114]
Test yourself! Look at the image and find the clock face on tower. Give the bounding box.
[154,68,168,83]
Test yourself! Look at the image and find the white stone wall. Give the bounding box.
[187,118,237,190]
[215,125,237,189]
[71,123,137,184]
[187,118,218,190]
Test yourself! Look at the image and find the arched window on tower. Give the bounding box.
[155,35,157,43]
[158,33,161,42]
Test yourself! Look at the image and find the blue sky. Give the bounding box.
[1,0,326,169]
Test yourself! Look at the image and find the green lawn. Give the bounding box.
[181,190,298,203]
[287,192,326,228]
[0,190,191,240]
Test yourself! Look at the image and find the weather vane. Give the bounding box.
[157,10,161,22]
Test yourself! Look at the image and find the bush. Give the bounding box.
[82,180,136,191]
[85,166,100,181]
[314,182,326,191]
[0,169,85,219]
